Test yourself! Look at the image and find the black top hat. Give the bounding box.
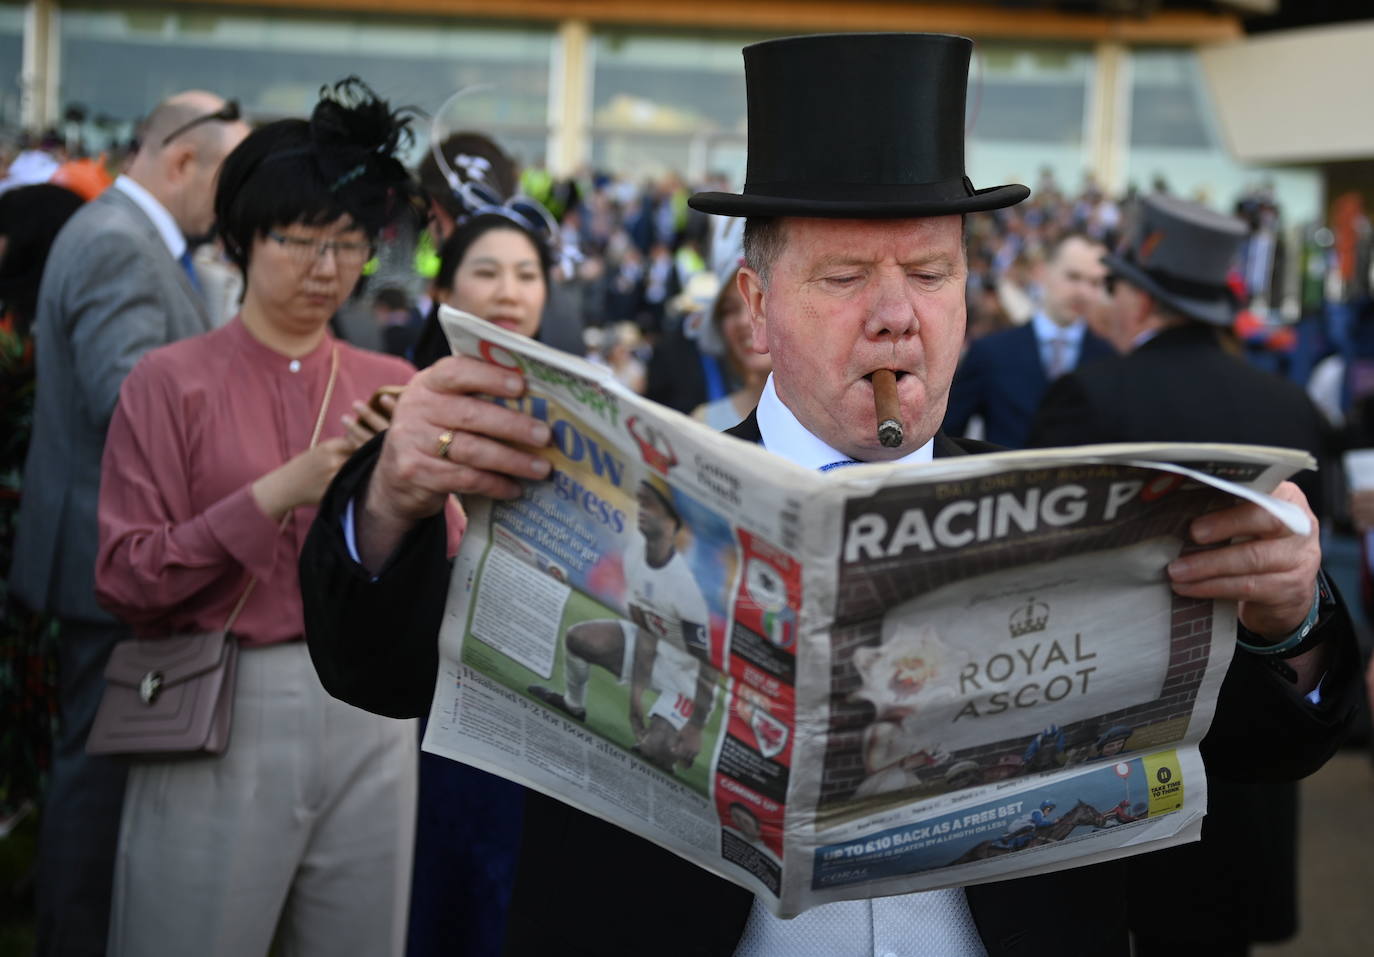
[689,33,1028,219]
[1104,193,1247,327]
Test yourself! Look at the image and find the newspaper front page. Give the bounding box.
[421,307,1313,917]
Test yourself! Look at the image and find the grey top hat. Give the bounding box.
[1104,193,1247,327]
[688,33,1028,218]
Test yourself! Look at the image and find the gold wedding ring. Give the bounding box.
[435,430,456,460]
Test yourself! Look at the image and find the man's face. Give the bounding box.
[740,216,967,461]
[1042,236,1106,328]
[635,482,676,540]
[728,804,762,841]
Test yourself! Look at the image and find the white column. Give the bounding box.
[21,0,59,130]
[547,18,591,177]
[1083,41,1131,195]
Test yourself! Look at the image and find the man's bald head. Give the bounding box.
[127,90,250,241]
[136,91,240,156]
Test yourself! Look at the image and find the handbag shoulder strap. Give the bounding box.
[223,345,341,633]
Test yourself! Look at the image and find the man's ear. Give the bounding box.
[1131,287,1156,334]
[738,266,769,354]
[167,143,197,185]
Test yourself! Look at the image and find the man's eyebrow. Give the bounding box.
[811,251,959,269]
[811,254,871,269]
[901,252,959,268]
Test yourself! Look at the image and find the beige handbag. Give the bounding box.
[87,347,339,757]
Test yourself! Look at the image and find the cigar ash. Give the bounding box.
[871,369,905,448]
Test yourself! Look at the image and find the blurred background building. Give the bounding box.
[2,0,1371,226]
[3,6,1374,954]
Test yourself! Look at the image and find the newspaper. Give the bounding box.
[422,306,1313,917]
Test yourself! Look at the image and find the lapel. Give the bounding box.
[726,409,762,444]
[99,186,164,245]
[101,186,209,322]
[1012,321,1051,390]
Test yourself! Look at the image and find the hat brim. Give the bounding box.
[688,183,1029,218]
[1103,252,1235,327]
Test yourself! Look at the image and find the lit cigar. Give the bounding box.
[872,369,904,448]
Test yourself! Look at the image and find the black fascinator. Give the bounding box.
[307,77,426,233]
[215,76,427,272]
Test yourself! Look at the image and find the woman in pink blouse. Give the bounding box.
[95,80,430,957]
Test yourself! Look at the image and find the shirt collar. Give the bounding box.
[756,374,934,470]
[225,314,336,375]
[114,175,186,260]
[1031,310,1086,344]
[1132,326,1162,350]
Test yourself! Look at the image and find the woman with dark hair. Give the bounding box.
[409,208,554,369]
[0,183,85,828]
[690,265,771,431]
[93,79,435,957]
[0,183,86,333]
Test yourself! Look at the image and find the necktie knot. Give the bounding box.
[179,248,202,295]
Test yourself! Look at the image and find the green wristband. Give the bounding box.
[1235,580,1322,656]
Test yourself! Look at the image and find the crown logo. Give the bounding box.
[1009,597,1049,638]
[626,415,678,475]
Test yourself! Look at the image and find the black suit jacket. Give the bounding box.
[301,406,1357,956]
[1030,323,1331,515]
[944,322,1116,450]
[1028,322,1344,943]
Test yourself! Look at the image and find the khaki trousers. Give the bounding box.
[108,641,417,957]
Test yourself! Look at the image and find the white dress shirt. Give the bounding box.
[738,375,986,957]
[1030,310,1086,380]
[755,375,935,469]
[113,175,187,260]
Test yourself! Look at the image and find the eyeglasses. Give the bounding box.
[267,230,373,268]
[160,100,242,147]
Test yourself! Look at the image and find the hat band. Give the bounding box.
[742,177,973,204]
[1120,252,1234,303]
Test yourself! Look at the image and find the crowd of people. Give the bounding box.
[0,32,1370,957]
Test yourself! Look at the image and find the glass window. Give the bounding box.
[1130,49,1213,149]
[588,33,1096,189]
[57,7,553,160]
[590,29,763,182]
[965,44,1094,194]
[970,45,1091,145]
[1126,48,1321,224]
[0,5,24,129]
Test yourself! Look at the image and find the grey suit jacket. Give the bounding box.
[11,185,213,622]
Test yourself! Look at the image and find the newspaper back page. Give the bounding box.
[422,307,1313,917]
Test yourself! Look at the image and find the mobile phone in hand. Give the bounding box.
[367,385,405,421]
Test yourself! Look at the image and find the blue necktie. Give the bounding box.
[820,459,860,472]
[178,248,203,296]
